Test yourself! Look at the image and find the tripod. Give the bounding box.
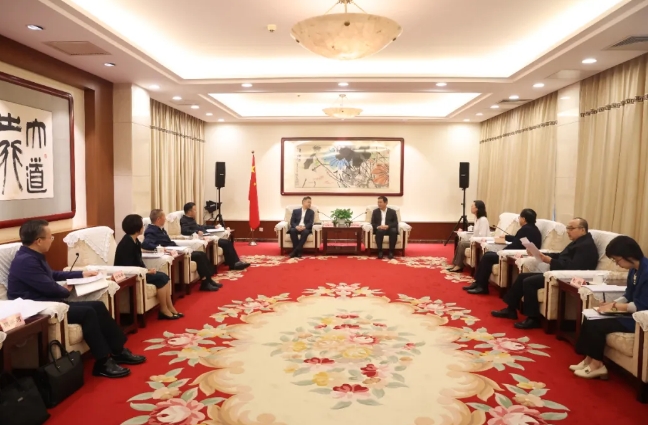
[444,188,469,246]
[214,188,224,227]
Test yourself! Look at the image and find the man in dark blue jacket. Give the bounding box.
[491,217,600,329]
[142,209,220,292]
[8,220,145,378]
[288,196,315,258]
[179,202,249,270]
[466,209,543,295]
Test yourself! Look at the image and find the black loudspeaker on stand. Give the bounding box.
[444,162,470,246]
[214,162,226,226]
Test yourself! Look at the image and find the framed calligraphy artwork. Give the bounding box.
[280,137,404,196]
[0,71,75,229]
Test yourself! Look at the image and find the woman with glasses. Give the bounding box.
[114,214,183,320]
[447,200,489,272]
[571,235,648,379]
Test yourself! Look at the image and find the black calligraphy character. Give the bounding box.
[26,119,46,148]
[0,113,24,194]
[26,157,46,194]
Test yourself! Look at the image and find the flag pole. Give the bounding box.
[249,150,258,246]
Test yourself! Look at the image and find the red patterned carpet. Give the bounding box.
[46,243,648,425]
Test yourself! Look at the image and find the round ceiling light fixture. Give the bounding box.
[172,96,182,100]
[104,62,116,67]
[241,83,253,88]
[27,25,44,31]
[291,0,402,60]
[509,95,519,100]
[323,94,362,118]
[436,82,447,87]
[582,58,597,64]
[338,82,349,87]
[533,83,545,88]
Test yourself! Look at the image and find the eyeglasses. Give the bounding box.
[38,235,54,241]
[566,226,583,231]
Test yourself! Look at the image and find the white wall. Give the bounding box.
[0,61,86,243]
[204,123,480,223]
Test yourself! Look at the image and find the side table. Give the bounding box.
[1,314,49,372]
[322,226,362,255]
[556,279,583,346]
[113,275,138,335]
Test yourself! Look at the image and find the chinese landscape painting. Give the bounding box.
[281,138,404,196]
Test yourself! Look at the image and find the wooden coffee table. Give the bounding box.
[322,226,363,255]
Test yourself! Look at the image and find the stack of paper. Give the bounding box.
[142,253,164,258]
[520,237,543,261]
[164,246,187,252]
[0,298,47,320]
[206,228,225,233]
[67,274,109,297]
[582,308,611,320]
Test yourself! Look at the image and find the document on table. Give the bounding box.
[142,253,164,258]
[206,228,225,233]
[66,273,105,285]
[0,298,47,320]
[164,246,187,252]
[582,308,615,320]
[74,280,110,297]
[520,237,543,261]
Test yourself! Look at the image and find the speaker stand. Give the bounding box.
[214,188,225,227]
[444,188,469,246]
[248,229,258,246]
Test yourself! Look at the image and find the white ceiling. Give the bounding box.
[1,0,648,122]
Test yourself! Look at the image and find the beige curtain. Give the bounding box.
[574,53,648,247]
[150,100,205,221]
[477,93,558,220]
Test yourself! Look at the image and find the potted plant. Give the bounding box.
[331,208,353,227]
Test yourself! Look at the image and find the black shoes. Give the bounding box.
[377,251,384,259]
[112,348,146,365]
[514,317,541,329]
[491,307,518,319]
[174,312,185,318]
[467,287,489,295]
[159,312,179,320]
[92,358,130,379]
[388,252,394,260]
[231,261,251,270]
[200,280,219,291]
[462,282,478,291]
[289,250,298,258]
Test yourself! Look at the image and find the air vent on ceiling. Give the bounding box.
[43,41,110,56]
[607,36,648,51]
[498,99,532,104]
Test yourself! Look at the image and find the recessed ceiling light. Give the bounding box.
[436,82,447,87]
[190,105,199,109]
[560,96,570,100]
[206,113,213,116]
[476,113,484,116]
[463,119,470,122]
[490,105,500,109]
[172,96,182,100]
[533,83,545,88]
[509,95,519,100]
[149,84,160,90]
[27,25,44,31]
[217,119,224,122]
[104,62,116,67]
[338,82,349,87]
[241,83,253,88]
[582,58,597,64]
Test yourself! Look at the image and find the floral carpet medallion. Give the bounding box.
[124,283,569,425]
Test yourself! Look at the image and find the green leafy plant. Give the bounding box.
[331,208,353,226]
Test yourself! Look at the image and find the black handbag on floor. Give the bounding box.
[35,339,84,408]
[0,373,50,425]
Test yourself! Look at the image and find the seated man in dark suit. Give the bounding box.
[371,196,399,259]
[8,220,145,379]
[288,196,315,258]
[466,208,543,295]
[180,202,249,270]
[142,209,219,292]
[492,217,599,329]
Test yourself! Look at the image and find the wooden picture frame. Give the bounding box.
[0,71,75,228]
[281,137,404,196]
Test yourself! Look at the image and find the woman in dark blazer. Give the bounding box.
[571,235,648,379]
[114,214,182,320]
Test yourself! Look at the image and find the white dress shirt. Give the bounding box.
[299,208,307,226]
[380,208,387,226]
[472,216,490,237]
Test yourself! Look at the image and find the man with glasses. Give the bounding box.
[8,220,146,378]
[491,217,599,329]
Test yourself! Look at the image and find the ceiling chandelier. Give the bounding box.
[291,0,402,60]
[323,94,363,118]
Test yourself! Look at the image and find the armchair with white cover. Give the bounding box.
[489,219,571,294]
[361,205,411,256]
[275,205,322,254]
[0,242,85,363]
[62,226,165,327]
[462,212,519,272]
[165,210,226,267]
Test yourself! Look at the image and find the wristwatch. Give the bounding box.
[611,302,618,312]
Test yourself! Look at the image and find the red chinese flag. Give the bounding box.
[248,154,260,230]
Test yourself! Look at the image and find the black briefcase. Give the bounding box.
[0,373,50,425]
[35,339,84,408]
